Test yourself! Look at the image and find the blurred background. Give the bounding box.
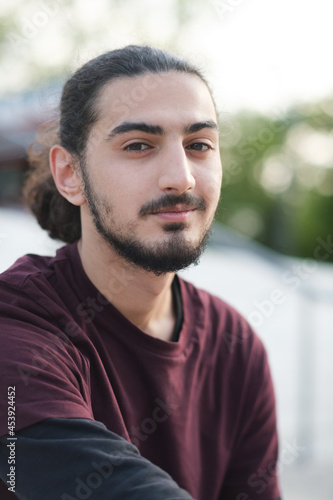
[0,0,332,498]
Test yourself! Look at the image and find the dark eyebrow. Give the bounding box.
[184,121,219,135]
[107,119,219,140]
[107,122,164,140]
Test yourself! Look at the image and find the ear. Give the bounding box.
[49,145,86,206]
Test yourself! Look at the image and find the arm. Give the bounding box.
[219,328,282,500]
[0,418,194,500]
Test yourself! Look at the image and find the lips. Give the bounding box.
[151,205,197,222]
[152,205,197,215]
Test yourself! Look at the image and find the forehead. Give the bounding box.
[95,71,217,131]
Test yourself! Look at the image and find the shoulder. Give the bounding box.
[0,244,81,356]
[0,244,68,290]
[0,244,76,314]
[178,275,267,364]
[179,274,243,319]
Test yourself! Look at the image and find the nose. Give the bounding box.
[158,142,196,193]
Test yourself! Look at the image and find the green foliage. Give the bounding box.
[218,101,333,261]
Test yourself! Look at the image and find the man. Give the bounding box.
[0,45,281,499]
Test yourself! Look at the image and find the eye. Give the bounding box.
[124,142,152,151]
[187,142,213,152]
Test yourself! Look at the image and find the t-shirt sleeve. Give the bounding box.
[0,283,93,437]
[219,331,281,500]
[0,417,194,500]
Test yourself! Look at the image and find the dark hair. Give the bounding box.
[24,45,212,243]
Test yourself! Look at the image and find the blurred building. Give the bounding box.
[0,82,61,205]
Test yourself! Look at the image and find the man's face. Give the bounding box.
[80,71,222,275]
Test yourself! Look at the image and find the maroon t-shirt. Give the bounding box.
[0,243,280,499]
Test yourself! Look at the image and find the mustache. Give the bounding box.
[139,193,206,217]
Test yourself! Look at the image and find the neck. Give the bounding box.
[77,237,177,342]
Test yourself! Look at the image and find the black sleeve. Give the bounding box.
[0,418,194,500]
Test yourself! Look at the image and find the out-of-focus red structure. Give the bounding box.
[0,82,61,204]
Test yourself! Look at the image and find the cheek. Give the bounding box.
[100,168,150,218]
[196,166,222,206]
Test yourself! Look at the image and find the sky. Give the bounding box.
[178,0,333,113]
[1,0,333,114]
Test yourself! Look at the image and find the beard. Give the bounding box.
[81,165,215,276]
